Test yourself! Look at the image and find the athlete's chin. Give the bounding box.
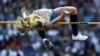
[43,23,53,30]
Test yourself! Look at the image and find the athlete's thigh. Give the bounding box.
[55,6,76,16]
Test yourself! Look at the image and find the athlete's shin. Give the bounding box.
[70,15,78,36]
[38,30,46,39]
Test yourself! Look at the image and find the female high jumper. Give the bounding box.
[16,6,88,50]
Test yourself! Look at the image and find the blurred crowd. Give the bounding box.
[0,0,100,56]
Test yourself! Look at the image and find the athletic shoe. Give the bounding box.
[43,38,54,50]
[72,33,88,40]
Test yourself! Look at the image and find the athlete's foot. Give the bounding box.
[43,38,54,50]
[72,33,88,40]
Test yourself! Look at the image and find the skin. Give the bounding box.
[44,6,77,29]
[21,6,77,30]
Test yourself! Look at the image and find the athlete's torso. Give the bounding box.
[32,9,53,22]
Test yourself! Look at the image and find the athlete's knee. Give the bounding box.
[69,6,77,15]
[55,6,77,16]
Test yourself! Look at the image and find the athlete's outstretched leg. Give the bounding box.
[55,6,88,40]
[55,6,78,35]
[70,13,78,36]
[38,30,54,50]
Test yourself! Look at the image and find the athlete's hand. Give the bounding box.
[21,7,26,13]
[21,7,28,18]
[63,10,70,15]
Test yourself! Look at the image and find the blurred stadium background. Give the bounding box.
[0,0,100,56]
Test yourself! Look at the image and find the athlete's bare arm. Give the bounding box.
[43,11,65,29]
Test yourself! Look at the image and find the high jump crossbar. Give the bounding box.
[0,21,100,24]
[57,22,100,24]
